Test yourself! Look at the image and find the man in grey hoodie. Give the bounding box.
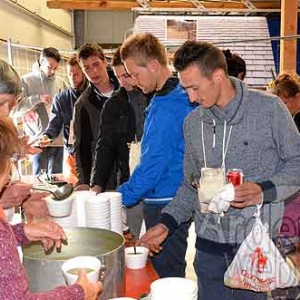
[15,47,68,175]
[139,41,300,300]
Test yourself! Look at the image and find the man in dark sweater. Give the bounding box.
[90,47,149,238]
[73,43,119,190]
[38,56,87,177]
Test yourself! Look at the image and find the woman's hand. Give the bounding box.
[76,269,103,300]
[24,219,67,251]
[19,135,42,156]
[0,181,32,208]
[22,192,50,222]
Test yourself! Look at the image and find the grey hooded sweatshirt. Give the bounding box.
[14,62,68,147]
[161,77,300,245]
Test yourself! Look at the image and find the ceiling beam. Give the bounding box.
[241,0,256,10]
[190,0,207,10]
[136,0,150,9]
[46,1,281,11]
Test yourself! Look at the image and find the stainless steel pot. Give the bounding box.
[22,227,125,300]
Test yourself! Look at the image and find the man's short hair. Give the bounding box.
[271,73,300,98]
[111,47,123,68]
[174,41,228,78]
[77,43,105,61]
[40,47,61,63]
[120,33,167,67]
[0,59,22,96]
[67,55,79,67]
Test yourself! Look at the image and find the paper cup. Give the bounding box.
[125,246,149,270]
[62,256,101,285]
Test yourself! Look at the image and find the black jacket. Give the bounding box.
[73,75,119,185]
[90,87,136,189]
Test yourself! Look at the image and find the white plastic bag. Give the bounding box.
[224,205,298,292]
[208,183,234,214]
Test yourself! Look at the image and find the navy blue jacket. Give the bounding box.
[44,87,84,154]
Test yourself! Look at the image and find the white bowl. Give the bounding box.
[44,194,74,217]
[61,256,101,286]
[125,246,149,270]
[150,277,198,300]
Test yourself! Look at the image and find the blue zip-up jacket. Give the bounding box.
[44,86,85,154]
[118,77,195,207]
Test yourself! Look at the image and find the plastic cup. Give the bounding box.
[125,246,149,270]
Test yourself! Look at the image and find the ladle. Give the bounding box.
[32,183,74,201]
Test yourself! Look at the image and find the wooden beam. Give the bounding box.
[280,0,298,73]
[46,1,281,11]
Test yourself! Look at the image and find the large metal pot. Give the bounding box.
[22,227,125,300]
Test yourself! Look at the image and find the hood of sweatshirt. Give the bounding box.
[200,77,249,126]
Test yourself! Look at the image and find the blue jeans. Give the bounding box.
[194,239,268,300]
[143,203,191,278]
[32,147,63,175]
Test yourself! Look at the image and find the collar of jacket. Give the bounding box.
[72,80,88,98]
[90,75,119,98]
[200,76,249,125]
[155,76,179,96]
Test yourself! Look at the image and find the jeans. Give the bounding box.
[126,200,144,239]
[32,147,63,175]
[194,239,268,300]
[143,203,191,278]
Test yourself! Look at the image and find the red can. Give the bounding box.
[226,169,243,186]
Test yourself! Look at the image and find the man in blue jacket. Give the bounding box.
[38,56,87,176]
[118,33,195,278]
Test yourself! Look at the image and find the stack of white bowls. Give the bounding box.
[150,277,198,300]
[103,192,123,234]
[85,195,110,229]
[74,191,96,226]
[52,197,77,228]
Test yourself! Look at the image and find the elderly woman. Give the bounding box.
[269,72,300,300]
[0,58,50,221]
[270,72,300,131]
[0,115,102,299]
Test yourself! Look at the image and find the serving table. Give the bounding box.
[125,261,159,298]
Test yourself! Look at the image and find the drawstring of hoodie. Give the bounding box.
[201,120,233,171]
[222,121,233,171]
